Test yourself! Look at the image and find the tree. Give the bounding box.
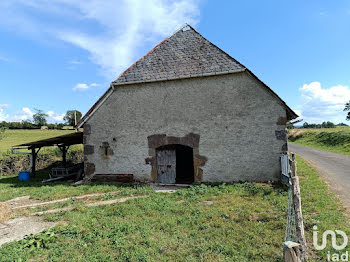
[21,120,34,129]
[63,110,82,126]
[345,101,350,121]
[57,123,64,129]
[337,123,348,126]
[325,121,335,128]
[303,122,309,128]
[33,109,48,126]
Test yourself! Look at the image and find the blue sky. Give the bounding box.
[0,0,349,124]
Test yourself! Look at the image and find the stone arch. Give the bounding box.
[146,133,207,183]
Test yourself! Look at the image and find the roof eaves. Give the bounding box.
[112,68,246,87]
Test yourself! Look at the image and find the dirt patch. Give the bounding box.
[0,203,12,222]
[0,195,146,246]
[12,192,120,210]
[33,195,147,215]
[5,196,41,210]
[0,216,57,247]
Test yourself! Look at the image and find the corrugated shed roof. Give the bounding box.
[15,132,83,148]
[113,24,245,84]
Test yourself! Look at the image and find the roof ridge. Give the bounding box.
[114,23,195,83]
[167,23,190,37]
[187,25,247,70]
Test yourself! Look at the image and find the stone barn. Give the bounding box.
[78,24,297,184]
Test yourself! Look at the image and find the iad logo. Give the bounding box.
[313,225,349,261]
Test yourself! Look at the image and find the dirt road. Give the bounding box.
[289,143,350,211]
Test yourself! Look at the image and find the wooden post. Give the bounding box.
[283,241,301,262]
[291,153,296,178]
[61,146,67,167]
[31,147,36,177]
[290,153,307,261]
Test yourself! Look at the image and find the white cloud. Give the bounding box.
[47,111,65,122]
[34,109,65,123]
[0,104,10,121]
[72,82,100,91]
[11,108,65,123]
[0,0,200,78]
[13,107,34,121]
[296,81,350,124]
[22,107,33,116]
[73,83,89,91]
[293,109,303,119]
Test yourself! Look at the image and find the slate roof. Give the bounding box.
[113,24,245,84]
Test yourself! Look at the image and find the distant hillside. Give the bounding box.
[0,129,75,156]
[288,127,350,156]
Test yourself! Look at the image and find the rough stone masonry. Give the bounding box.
[79,24,297,183]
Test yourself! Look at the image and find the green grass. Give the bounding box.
[296,156,350,260]
[0,157,349,261]
[0,167,149,202]
[0,129,75,156]
[288,126,350,155]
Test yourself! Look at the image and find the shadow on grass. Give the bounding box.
[0,162,287,195]
[0,164,72,188]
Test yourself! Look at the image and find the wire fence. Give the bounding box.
[281,153,297,242]
[282,153,307,261]
[285,185,297,242]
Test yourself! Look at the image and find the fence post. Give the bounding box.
[283,241,301,262]
[290,153,307,261]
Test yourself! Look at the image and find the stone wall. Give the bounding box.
[83,71,288,182]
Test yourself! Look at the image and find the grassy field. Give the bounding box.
[0,129,75,156]
[288,126,350,156]
[0,157,349,261]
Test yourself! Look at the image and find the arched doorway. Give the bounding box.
[156,144,194,184]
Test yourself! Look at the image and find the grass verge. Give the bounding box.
[288,127,350,156]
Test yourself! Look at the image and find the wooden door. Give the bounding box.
[156,149,176,183]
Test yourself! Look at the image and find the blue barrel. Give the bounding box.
[18,171,30,181]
